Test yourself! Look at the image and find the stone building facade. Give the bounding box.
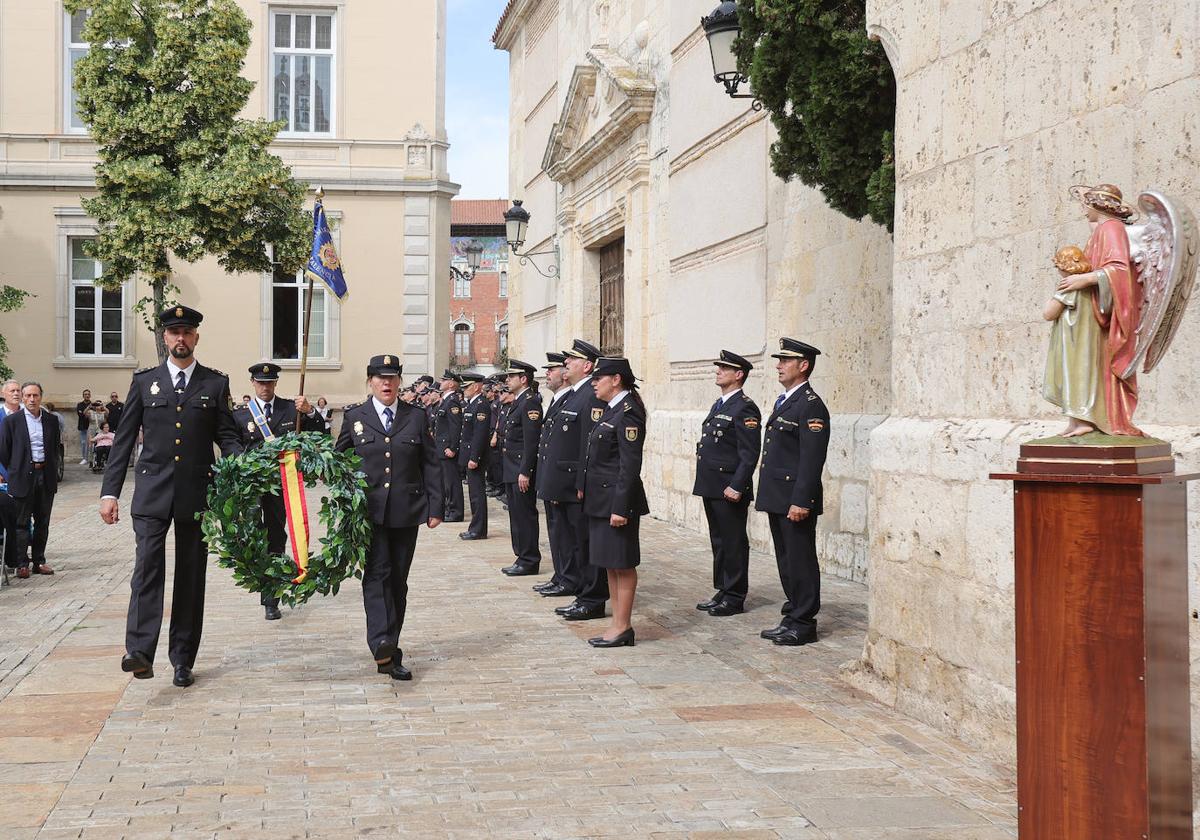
[498,0,1200,769]
[449,200,510,374]
[0,0,456,414]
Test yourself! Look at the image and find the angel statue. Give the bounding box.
[1042,183,1199,437]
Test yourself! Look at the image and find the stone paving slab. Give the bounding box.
[0,465,1025,838]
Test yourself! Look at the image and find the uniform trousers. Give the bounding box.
[766,512,821,629]
[127,512,208,668]
[505,482,541,569]
[362,524,419,655]
[702,496,751,606]
[486,448,503,491]
[259,493,285,608]
[441,458,464,520]
[573,505,609,609]
[14,470,55,569]
[464,465,488,537]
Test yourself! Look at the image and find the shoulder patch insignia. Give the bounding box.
[744,418,759,429]
[527,411,541,421]
[625,426,639,442]
[591,407,603,422]
[808,419,825,432]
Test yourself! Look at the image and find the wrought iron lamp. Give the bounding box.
[504,200,559,278]
[701,0,761,110]
[450,240,484,281]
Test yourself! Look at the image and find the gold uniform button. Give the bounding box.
[174,455,181,461]
[385,437,391,444]
[384,482,390,488]
[385,467,391,474]
[385,452,391,459]
[175,439,181,445]
[177,406,182,413]
[175,422,182,429]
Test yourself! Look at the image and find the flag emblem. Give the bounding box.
[319,241,340,270]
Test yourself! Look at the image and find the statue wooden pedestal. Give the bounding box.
[993,441,1195,838]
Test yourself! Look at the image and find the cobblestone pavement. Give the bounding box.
[0,464,1018,839]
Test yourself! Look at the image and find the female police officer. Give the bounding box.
[579,357,648,647]
[336,354,443,680]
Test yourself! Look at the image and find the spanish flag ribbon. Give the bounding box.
[247,400,309,584]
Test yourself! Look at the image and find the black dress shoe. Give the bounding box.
[772,627,818,646]
[459,532,486,541]
[760,624,789,639]
[588,628,635,647]
[707,601,744,617]
[388,660,413,681]
[501,563,539,576]
[539,583,576,597]
[264,604,282,621]
[444,516,464,523]
[172,665,194,687]
[696,598,720,611]
[372,641,398,669]
[532,580,555,591]
[562,603,605,621]
[554,602,579,616]
[121,651,153,680]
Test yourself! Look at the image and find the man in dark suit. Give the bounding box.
[693,351,762,616]
[534,351,578,598]
[232,362,327,620]
[499,360,543,576]
[434,370,465,522]
[755,337,831,646]
[485,379,505,496]
[100,306,242,687]
[546,339,610,621]
[105,391,125,432]
[0,382,62,578]
[0,381,23,571]
[336,354,443,681]
[457,372,491,540]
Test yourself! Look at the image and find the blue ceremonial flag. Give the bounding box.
[305,199,348,300]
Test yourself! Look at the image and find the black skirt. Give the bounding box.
[588,514,641,569]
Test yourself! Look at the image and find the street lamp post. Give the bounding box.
[701,0,761,110]
[504,200,559,278]
[450,240,484,282]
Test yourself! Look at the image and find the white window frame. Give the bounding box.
[259,211,342,370]
[498,259,509,298]
[270,265,331,362]
[64,9,90,134]
[452,259,471,298]
[269,8,337,138]
[453,324,472,359]
[68,238,125,358]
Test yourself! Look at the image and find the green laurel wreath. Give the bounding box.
[201,432,373,607]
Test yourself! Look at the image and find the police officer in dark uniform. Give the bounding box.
[100,306,242,687]
[457,371,491,540]
[336,354,444,680]
[755,338,830,646]
[533,352,575,595]
[486,378,506,496]
[552,339,610,620]
[693,350,762,616]
[499,359,543,576]
[434,370,465,522]
[231,362,328,620]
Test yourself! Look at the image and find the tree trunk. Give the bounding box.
[151,253,170,363]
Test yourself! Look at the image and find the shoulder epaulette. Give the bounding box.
[133,366,156,375]
[209,367,226,377]
[343,401,362,412]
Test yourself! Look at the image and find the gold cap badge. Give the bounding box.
[176,307,183,317]
[384,355,392,366]
[262,365,269,373]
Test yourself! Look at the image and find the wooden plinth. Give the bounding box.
[990,468,1196,838]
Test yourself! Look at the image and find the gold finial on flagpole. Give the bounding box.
[315,184,325,200]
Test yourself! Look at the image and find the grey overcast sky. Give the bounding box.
[446,0,510,199]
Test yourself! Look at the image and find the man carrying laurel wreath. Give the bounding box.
[336,354,444,681]
[100,306,243,688]
[232,362,327,620]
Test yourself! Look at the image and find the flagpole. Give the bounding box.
[298,185,323,431]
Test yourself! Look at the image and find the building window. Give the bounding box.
[271,10,335,135]
[65,10,90,132]
[498,323,508,355]
[272,264,327,360]
[499,268,508,298]
[453,268,471,298]
[453,324,471,360]
[69,239,123,356]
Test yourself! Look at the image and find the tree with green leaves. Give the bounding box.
[734,0,896,230]
[0,285,32,380]
[66,0,310,361]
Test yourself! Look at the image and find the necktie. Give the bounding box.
[263,401,272,421]
[175,370,186,394]
[711,398,722,414]
[383,407,393,432]
[774,393,786,412]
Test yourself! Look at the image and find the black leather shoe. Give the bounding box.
[760,624,789,639]
[707,601,744,617]
[121,651,153,680]
[172,665,194,687]
[772,627,818,646]
[554,602,580,616]
[372,641,398,672]
[501,563,539,576]
[388,660,413,681]
[539,583,577,597]
[532,580,555,591]
[459,532,486,541]
[588,628,635,647]
[562,603,605,621]
[696,598,720,611]
[444,516,464,523]
[264,604,282,621]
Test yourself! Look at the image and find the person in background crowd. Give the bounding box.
[434,371,465,523]
[0,382,62,579]
[241,394,252,407]
[486,379,506,497]
[499,360,543,577]
[44,403,67,435]
[75,388,92,464]
[91,421,115,466]
[1,379,22,570]
[315,396,332,424]
[105,391,125,432]
[457,372,491,541]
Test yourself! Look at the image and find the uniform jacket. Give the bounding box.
[0,408,61,497]
[231,397,327,451]
[336,399,445,528]
[101,362,243,520]
[490,399,505,446]
[458,394,492,467]
[500,389,543,484]
[539,383,606,503]
[581,393,650,519]
[692,390,761,500]
[433,391,464,457]
[754,380,830,515]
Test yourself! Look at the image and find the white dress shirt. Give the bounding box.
[167,358,198,391]
[23,409,45,462]
[372,396,398,429]
[719,387,743,406]
[607,389,630,409]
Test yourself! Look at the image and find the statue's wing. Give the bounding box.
[1121,191,1200,378]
